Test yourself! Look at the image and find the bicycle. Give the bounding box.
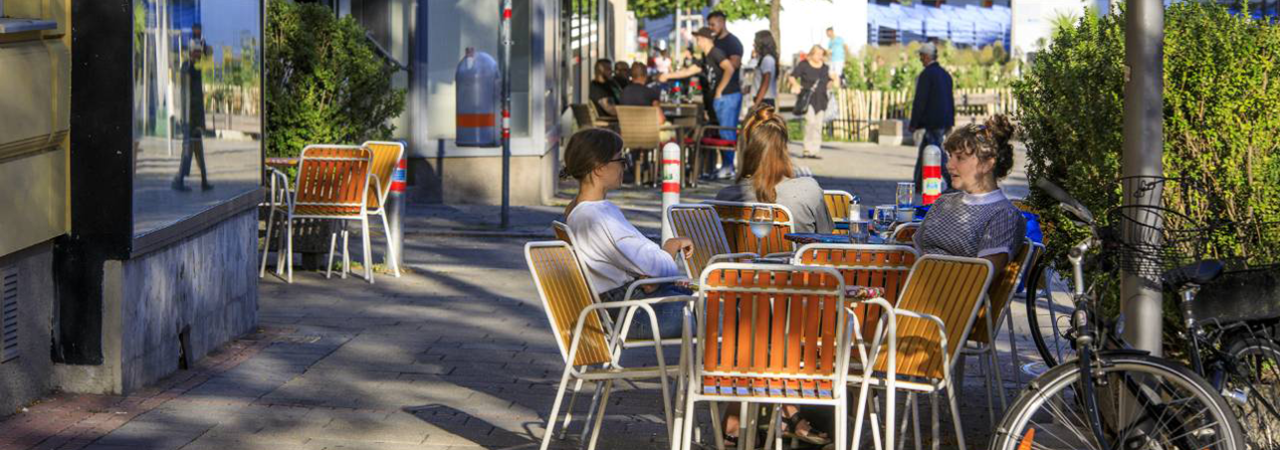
[1020,178,1280,449]
[990,178,1245,450]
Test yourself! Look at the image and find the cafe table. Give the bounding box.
[660,102,703,187]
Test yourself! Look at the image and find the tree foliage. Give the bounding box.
[264,1,405,158]
[1015,1,1280,336]
[629,0,772,20]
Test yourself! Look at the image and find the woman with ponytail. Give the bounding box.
[560,128,693,340]
[715,105,834,234]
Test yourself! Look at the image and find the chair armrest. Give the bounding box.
[267,168,294,211]
[707,252,759,265]
[622,276,693,303]
[764,252,795,260]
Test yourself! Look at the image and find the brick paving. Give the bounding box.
[1,141,1046,450]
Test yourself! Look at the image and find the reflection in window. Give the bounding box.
[132,0,263,237]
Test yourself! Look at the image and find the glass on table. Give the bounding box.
[874,205,896,233]
[749,205,775,254]
[896,182,915,209]
[850,220,873,243]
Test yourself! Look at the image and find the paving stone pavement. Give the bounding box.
[1,141,1052,450]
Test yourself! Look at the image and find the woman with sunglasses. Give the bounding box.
[562,128,694,340]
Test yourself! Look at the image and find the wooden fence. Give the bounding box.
[822,88,1018,142]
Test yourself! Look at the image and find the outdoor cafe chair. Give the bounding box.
[665,203,758,280]
[572,103,614,130]
[260,145,375,284]
[960,239,1041,425]
[792,244,918,343]
[675,263,853,450]
[822,190,856,235]
[890,222,919,244]
[551,220,573,245]
[847,255,994,450]
[525,241,692,450]
[703,200,797,258]
[691,125,738,181]
[617,105,669,186]
[361,140,404,277]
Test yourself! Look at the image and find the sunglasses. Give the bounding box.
[606,155,632,169]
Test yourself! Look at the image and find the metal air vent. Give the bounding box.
[1,266,18,363]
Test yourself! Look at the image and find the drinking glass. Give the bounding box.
[750,205,774,255]
[874,205,896,234]
[851,220,872,243]
[896,182,915,209]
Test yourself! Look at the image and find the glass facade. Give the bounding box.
[131,0,263,237]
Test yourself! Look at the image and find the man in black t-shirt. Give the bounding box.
[589,59,619,118]
[707,11,743,93]
[620,65,674,141]
[660,27,741,180]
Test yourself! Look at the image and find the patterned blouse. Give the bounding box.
[914,190,1026,259]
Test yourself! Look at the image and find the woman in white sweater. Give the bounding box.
[562,128,693,340]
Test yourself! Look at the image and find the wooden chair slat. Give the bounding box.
[527,244,612,367]
[970,241,1033,343]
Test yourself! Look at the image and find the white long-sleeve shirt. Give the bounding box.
[566,200,680,292]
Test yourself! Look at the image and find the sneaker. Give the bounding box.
[715,167,735,180]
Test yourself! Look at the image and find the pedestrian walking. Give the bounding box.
[752,30,778,109]
[789,45,838,159]
[909,42,955,194]
[825,27,852,85]
[173,23,212,192]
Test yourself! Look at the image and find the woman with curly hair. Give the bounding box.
[913,114,1026,275]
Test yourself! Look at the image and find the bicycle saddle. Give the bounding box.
[1161,260,1224,291]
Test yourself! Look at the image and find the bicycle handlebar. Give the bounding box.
[1035,178,1095,225]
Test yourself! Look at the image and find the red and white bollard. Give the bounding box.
[661,142,681,241]
[922,144,944,205]
[387,155,407,276]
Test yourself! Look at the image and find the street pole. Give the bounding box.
[674,1,681,67]
[1121,0,1165,356]
[500,0,512,229]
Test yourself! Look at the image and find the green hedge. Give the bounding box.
[1016,2,1280,337]
[265,1,405,158]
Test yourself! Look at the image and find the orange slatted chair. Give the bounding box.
[823,190,855,236]
[891,222,919,244]
[526,241,691,450]
[675,263,851,450]
[793,244,918,344]
[665,203,757,279]
[260,145,374,284]
[848,255,995,450]
[704,200,796,257]
[362,141,405,277]
[962,239,1039,424]
[552,220,573,245]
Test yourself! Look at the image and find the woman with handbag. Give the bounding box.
[789,45,839,159]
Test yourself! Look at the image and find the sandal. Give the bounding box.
[781,413,831,446]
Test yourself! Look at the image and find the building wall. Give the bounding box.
[0,244,56,416]
[408,149,559,206]
[54,209,259,394]
[1010,0,1093,55]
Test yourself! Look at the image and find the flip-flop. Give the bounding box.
[781,414,831,446]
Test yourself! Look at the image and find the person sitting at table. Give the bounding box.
[562,128,694,340]
[913,114,1026,278]
[590,59,619,118]
[715,105,834,234]
[613,60,633,90]
[619,65,677,143]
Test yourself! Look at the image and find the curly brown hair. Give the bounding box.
[943,114,1016,180]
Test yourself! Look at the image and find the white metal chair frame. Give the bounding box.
[674,263,855,450]
[959,239,1037,429]
[260,145,376,284]
[361,140,405,278]
[525,241,693,450]
[665,203,759,280]
[702,200,798,259]
[890,222,920,244]
[847,255,995,450]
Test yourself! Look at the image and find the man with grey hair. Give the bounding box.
[909,41,955,194]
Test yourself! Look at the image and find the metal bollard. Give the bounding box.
[387,154,407,276]
[661,142,681,242]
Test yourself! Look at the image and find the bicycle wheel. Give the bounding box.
[1024,264,1077,369]
[1225,337,1280,450]
[992,353,1246,450]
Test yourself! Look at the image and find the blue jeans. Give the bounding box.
[600,282,692,341]
[713,93,743,167]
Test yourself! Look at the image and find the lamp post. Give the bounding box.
[500,0,512,229]
[1121,0,1165,355]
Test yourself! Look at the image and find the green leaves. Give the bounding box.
[264,1,406,159]
[1016,1,1280,331]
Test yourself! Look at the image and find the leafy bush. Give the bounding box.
[1016,2,1280,338]
[843,41,1018,91]
[265,1,405,158]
